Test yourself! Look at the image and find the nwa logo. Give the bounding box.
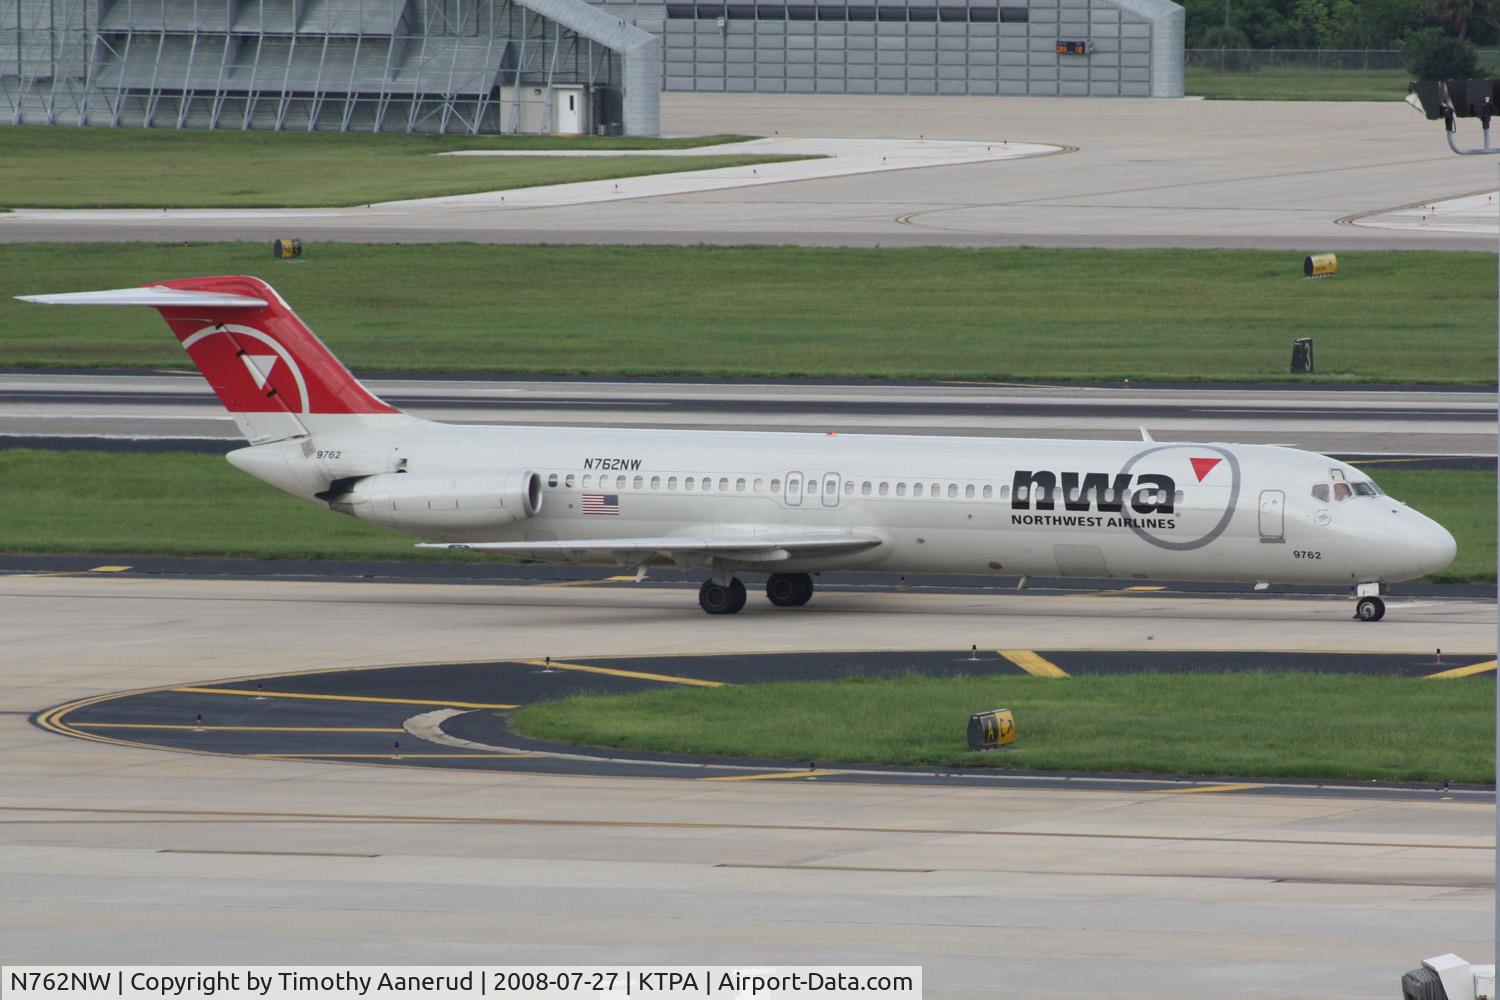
[1010,470,1179,515]
[1007,447,1240,553]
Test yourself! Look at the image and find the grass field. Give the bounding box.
[508,672,1495,782]
[0,451,1490,582]
[0,128,796,208]
[2,244,1494,383]
[1185,67,1412,101]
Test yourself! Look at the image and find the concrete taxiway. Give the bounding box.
[2,95,1496,250]
[1,571,1493,995]
[2,372,1493,457]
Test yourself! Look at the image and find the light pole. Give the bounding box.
[1400,76,1499,1000]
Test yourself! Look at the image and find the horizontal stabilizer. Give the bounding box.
[16,287,268,308]
[418,532,883,561]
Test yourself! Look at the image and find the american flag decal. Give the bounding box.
[581,493,620,515]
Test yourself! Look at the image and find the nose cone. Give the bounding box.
[1419,516,1458,576]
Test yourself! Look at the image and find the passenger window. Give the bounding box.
[896,483,907,497]
[1334,482,1352,502]
[948,484,959,498]
[827,480,836,495]
[965,484,975,498]
[668,476,678,489]
[1312,484,1329,502]
[1000,485,1010,500]
[565,474,575,488]
[650,476,661,489]
[1173,490,1183,505]
[930,484,941,498]
[685,477,696,490]
[736,478,746,492]
[879,482,889,496]
[547,473,558,488]
[1017,486,1028,501]
[982,485,993,500]
[719,477,729,491]
[788,479,798,494]
[771,478,781,493]
[617,476,626,490]
[861,481,872,496]
[913,482,923,496]
[582,475,593,488]
[844,480,854,494]
[633,476,643,489]
[754,478,763,492]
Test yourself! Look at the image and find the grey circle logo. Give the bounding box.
[1117,444,1241,552]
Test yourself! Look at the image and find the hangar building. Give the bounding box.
[1,0,1181,135]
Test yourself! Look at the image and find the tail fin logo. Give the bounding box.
[181,324,311,414]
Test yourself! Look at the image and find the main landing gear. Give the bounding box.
[766,572,814,608]
[699,572,816,615]
[699,578,747,615]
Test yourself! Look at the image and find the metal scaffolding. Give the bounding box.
[0,0,661,132]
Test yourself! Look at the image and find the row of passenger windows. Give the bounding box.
[543,472,1182,505]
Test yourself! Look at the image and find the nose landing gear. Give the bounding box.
[1355,596,1386,622]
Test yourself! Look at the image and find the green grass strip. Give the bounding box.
[0,452,1489,582]
[0,449,473,561]
[1186,67,1414,101]
[0,127,791,208]
[3,244,1494,383]
[510,672,1496,783]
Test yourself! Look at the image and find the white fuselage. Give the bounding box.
[230,419,1457,586]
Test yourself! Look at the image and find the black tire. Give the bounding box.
[1355,596,1386,622]
[766,572,814,607]
[700,578,747,615]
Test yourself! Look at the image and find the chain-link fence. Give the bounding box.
[1186,48,1406,73]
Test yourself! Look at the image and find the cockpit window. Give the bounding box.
[1311,484,1330,503]
[1352,482,1379,497]
[1333,482,1352,502]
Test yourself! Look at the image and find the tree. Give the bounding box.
[1405,25,1486,76]
[1431,0,1500,39]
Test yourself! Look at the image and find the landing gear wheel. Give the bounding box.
[1355,596,1386,622]
[766,572,814,608]
[699,577,747,615]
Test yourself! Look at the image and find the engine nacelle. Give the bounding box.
[326,470,543,533]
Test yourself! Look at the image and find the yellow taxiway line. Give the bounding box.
[72,723,405,733]
[517,659,726,688]
[172,687,518,710]
[1159,784,1264,795]
[250,753,534,760]
[998,650,1070,678]
[1425,660,1497,680]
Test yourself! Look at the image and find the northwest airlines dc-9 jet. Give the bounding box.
[20,276,1457,620]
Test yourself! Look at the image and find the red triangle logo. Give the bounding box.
[1190,457,1222,482]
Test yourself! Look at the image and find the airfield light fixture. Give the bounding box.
[1404,78,1500,155]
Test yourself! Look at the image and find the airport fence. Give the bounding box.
[1185,48,1408,73]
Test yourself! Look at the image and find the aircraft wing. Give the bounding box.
[416,531,883,562]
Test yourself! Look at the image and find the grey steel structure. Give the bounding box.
[651,0,1182,96]
[1,0,660,132]
[1,0,1178,137]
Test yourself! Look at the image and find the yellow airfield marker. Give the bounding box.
[998,650,1069,678]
